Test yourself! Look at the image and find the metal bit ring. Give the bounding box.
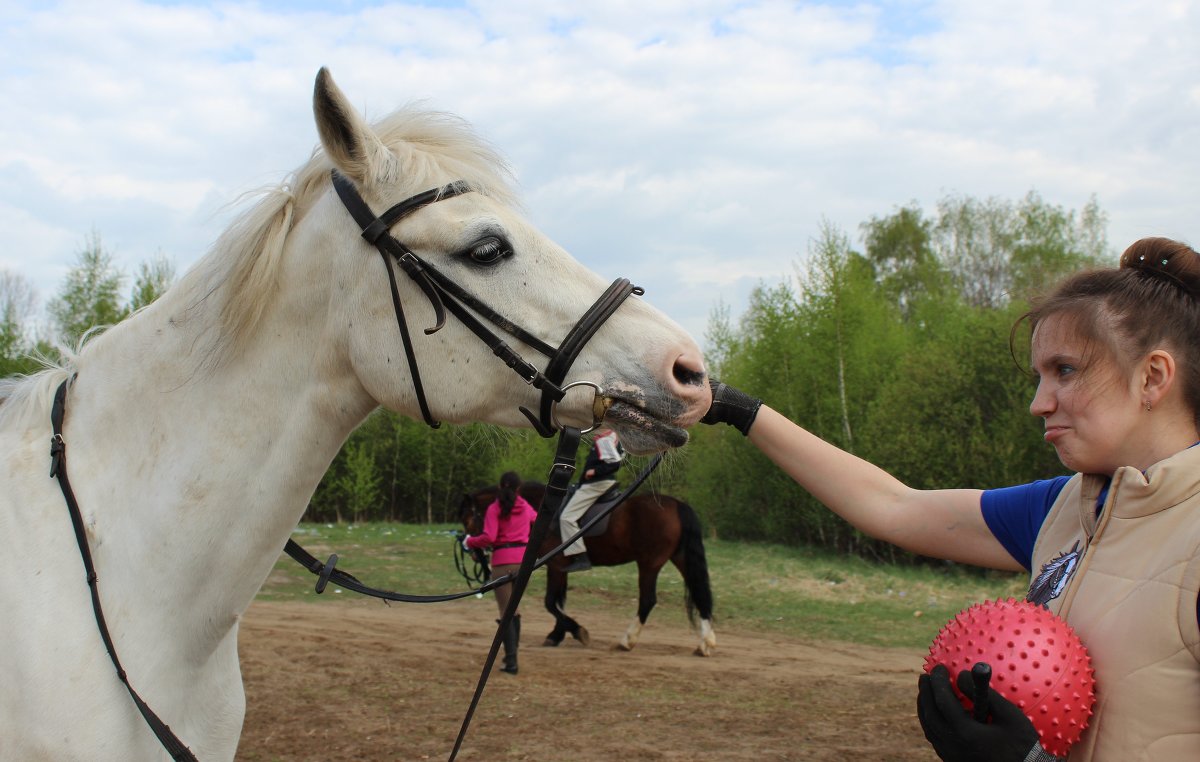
[551,380,609,434]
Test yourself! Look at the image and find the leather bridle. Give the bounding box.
[330,170,642,436]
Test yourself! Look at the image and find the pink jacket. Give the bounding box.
[465,496,538,566]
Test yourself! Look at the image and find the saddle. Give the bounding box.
[555,483,623,538]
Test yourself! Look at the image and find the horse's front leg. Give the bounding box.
[618,562,661,651]
[542,570,589,646]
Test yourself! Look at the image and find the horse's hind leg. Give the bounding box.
[668,554,716,656]
[696,617,717,657]
[617,563,661,651]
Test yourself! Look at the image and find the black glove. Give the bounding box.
[917,664,1058,762]
[699,379,762,435]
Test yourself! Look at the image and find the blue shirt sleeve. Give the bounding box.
[980,476,1071,571]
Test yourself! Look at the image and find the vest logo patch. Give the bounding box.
[1027,541,1081,606]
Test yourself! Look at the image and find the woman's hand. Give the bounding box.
[699,379,762,435]
[917,664,1058,761]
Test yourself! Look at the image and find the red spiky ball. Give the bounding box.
[924,597,1096,757]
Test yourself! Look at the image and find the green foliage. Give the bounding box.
[48,231,128,346]
[0,270,44,377]
[129,255,176,312]
[933,191,1110,308]
[330,438,382,523]
[304,411,546,524]
[861,202,948,318]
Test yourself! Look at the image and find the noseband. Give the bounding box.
[331,170,641,436]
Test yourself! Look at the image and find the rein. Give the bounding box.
[285,451,662,604]
[49,380,198,762]
[453,532,491,589]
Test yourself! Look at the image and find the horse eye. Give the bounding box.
[464,236,513,266]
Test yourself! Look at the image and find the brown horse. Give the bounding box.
[460,481,716,656]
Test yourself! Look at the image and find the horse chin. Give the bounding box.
[605,401,690,454]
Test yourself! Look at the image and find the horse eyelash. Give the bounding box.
[463,236,514,265]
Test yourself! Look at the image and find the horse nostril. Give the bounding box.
[672,356,707,387]
[674,366,705,387]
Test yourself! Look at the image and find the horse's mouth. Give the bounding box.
[604,399,689,454]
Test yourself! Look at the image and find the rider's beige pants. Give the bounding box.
[560,480,615,556]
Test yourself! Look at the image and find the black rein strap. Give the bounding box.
[50,380,198,762]
[283,451,663,604]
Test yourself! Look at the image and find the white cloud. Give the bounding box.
[1,0,1197,346]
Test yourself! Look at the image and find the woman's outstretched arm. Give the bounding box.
[721,395,1022,571]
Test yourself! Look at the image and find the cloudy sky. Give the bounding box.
[2,0,1197,344]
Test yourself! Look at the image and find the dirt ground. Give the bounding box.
[235,597,934,761]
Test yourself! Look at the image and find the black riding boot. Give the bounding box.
[499,615,520,674]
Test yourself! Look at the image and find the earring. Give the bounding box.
[1145,401,1153,412]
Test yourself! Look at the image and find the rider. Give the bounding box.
[464,471,537,675]
[559,427,624,573]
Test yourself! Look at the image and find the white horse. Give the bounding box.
[0,68,709,761]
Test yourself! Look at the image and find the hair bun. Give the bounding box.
[1120,237,1200,295]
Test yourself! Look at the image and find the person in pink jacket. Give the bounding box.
[464,471,537,674]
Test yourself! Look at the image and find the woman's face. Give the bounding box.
[1028,313,1144,475]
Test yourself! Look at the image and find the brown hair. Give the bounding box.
[1016,237,1200,424]
[498,471,521,518]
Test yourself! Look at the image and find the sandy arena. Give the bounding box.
[236,598,933,761]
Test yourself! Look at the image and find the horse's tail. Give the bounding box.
[675,499,714,626]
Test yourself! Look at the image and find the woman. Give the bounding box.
[702,237,1200,761]
[464,471,538,675]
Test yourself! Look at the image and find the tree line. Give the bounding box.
[3,190,1110,558]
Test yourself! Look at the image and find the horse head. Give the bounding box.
[458,490,486,535]
[298,69,710,453]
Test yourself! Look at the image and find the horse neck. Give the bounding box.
[62,250,375,634]
[519,483,547,507]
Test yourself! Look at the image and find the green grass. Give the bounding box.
[262,522,1025,650]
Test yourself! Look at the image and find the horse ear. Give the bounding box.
[312,67,398,186]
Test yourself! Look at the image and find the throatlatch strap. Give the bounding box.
[50,380,198,762]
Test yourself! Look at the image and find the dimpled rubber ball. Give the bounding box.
[924,597,1096,758]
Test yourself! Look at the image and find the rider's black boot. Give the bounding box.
[500,615,520,674]
[501,619,520,676]
[562,553,592,574]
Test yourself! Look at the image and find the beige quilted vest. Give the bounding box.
[1029,445,1200,760]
